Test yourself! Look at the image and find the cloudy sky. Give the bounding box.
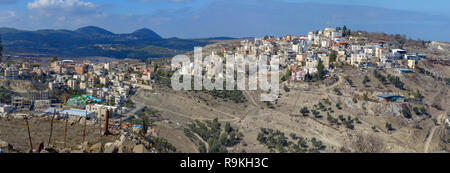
[0,0,449,41]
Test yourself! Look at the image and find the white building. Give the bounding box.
[4,66,19,79]
[67,79,79,90]
[391,49,407,59]
[85,104,120,118]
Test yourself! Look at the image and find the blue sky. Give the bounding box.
[1,0,450,41]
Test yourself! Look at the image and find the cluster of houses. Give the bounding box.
[0,59,157,119]
[170,26,426,103]
[218,26,427,81]
[1,62,47,80]
[0,25,430,117]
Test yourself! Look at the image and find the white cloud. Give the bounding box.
[27,0,99,14]
[17,0,103,29]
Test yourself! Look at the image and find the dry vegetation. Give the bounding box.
[129,59,449,153]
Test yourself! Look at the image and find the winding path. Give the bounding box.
[424,113,445,153]
[130,89,241,123]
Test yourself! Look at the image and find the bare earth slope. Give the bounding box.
[132,65,449,153]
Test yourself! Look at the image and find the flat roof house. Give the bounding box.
[44,108,96,119]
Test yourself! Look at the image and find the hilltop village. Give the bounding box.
[0,26,449,153]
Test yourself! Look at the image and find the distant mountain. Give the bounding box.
[191,37,237,41]
[0,26,224,59]
[0,27,22,34]
[130,28,162,40]
[75,26,115,38]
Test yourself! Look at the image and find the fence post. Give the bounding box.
[83,110,87,143]
[104,109,110,135]
[64,112,68,148]
[119,110,122,129]
[25,115,33,152]
[99,113,102,135]
[48,109,56,146]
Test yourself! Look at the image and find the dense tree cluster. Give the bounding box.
[387,74,404,90]
[343,115,356,129]
[327,113,339,125]
[185,118,241,153]
[413,106,428,116]
[149,137,177,152]
[208,89,247,103]
[373,70,404,90]
[300,100,360,131]
[401,109,412,119]
[188,78,247,103]
[316,59,326,80]
[154,69,173,86]
[300,107,310,116]
[351,30,429,49]
[339,25,352,37]
[373,70,387,85]
[155,67,258,105]
[257,128,325,153]
[326,113,358,130]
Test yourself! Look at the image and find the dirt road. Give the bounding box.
[424,113,446,153]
